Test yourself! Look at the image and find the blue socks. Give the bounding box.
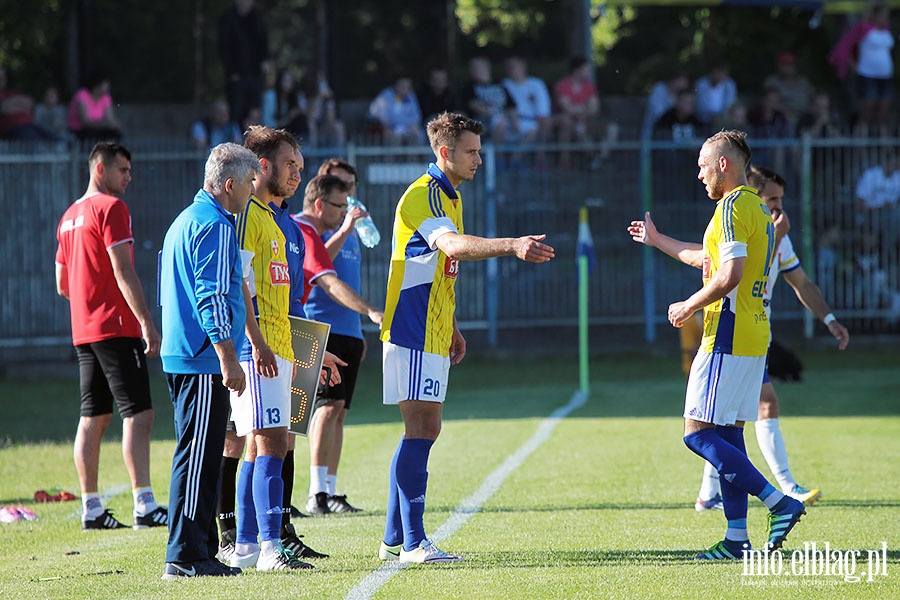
[253,455,284,542]
[392,438,434,551]
[683,428,770,498]
[715,425,749,526]
[236,460,258,544]
[383,441,404,547]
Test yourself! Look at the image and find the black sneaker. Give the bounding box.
[281,523,329,559]
[133,506,168,529]
[162,559,241,580]
[290,504,308,519]
[82,509,127,531]
[327,494,362,513]
[306,492,331,515]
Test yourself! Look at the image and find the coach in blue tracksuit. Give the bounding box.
[159,143,260,580]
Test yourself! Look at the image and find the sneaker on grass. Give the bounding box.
[162,559,241,580]
[133,506,168,529]
[379,541,401,561]
[281,523,329,558]
[306,492,330,515]
[399,538,463,564]
[694,539,750,560]
[327,494,362,513]
[257,542,314,571]
[694,494,724,512]
[82,509,127,531]
[767,496,806,550]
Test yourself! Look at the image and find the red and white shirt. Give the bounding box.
[56,192,142,345]
[291,215,336,304]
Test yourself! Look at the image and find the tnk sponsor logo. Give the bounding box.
[270,261,290,285]
[742,541,889,583]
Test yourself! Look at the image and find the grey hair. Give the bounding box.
[204,143,260,194]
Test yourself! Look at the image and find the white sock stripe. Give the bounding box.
[345,389,588,600]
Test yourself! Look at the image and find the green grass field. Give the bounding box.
[1,348,898,599]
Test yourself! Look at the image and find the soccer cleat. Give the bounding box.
[786,484,821,506]
[216,528,237,565]
[766,496,806,550]
[82,509,127,531]
[398,538,463,564]
[162,559,241,580]
[694,539,751,560]
[228,543,261,569]
[290,504,308,519]
[133,506,168,529]
[327,494,362,513]
[306,492,331,515]
[378,541,401,561]
[257,542,314,571]
[281,523,329,558]
[694,494,725,512]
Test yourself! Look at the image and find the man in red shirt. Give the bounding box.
[55,142,166,531]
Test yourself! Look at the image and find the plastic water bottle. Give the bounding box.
[347,196,380,248]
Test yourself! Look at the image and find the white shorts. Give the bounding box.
[230,355,293,436]
[684,350,765,426]
[382,342,449,405]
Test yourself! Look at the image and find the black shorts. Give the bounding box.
[76,337,153,418]
[315,334,364,410]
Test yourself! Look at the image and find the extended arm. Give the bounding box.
[314,272,383,325]
[668,257,744,327]
[628,211,705,268]
[434,231,554,263]
[783,267,849,349]
[108,242,161,356]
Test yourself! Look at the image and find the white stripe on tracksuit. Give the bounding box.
[184,374,211,519]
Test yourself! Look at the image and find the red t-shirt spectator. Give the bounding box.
[55,193,142,345]
[292,214,336,304]
[554,77,597,109]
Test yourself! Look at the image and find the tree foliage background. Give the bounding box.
[0,0,881,107]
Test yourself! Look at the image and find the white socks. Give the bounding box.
[698,461,721,500]
[82,492,104,519]
[326,474,337,496]
[309,466,328,496]
[132,486,158,517]
[755,418,796,492]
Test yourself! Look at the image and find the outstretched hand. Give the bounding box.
[627,211,658,247]
[514,234,555,263]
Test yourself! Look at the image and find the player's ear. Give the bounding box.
[439,145,451,161]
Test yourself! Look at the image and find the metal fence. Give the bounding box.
[1,135,898,363]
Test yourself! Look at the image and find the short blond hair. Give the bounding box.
[704,129,752,170]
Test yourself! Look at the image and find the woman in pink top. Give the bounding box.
[68,71,122,140]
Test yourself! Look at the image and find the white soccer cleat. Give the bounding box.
[378,541,401,561]
[398,538,463,564]
[786,484,821,506]
[228,543,260,569]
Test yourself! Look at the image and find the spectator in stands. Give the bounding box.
[260,66,278,127]
[219,0,269,126]
[555,57,599,144]
[461,57,514,142]
[367,76,423,145]
[653,89,703,142]
[34,85,72,142]
[797,92,842,138]
[272,69,309,141]
[642,70,689,138]
[240,105,263,132]
[747,87,792,139]
[302,72,346,148]
[67,71,123,141]
[417,67,457,125]
[856,149,900,255]
[0,66,57,141]
[828,3,894,131]
[189,100,242,150]
[503,56,553,143]
[762,52,814,124]
[721,102,750,131]
[694,60,738,126]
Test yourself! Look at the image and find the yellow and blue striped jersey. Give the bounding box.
[235,195,293,362]
[381,164,463,357]
[700,185,774,357]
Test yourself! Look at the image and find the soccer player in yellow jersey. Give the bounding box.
[628,130,806,559]
[225,126,313,571]
[378,112,555,564]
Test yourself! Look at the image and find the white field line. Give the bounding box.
[345,389,589,600]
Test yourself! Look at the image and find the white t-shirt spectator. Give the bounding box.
[857,29,895,79]
[856,165,900,209]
